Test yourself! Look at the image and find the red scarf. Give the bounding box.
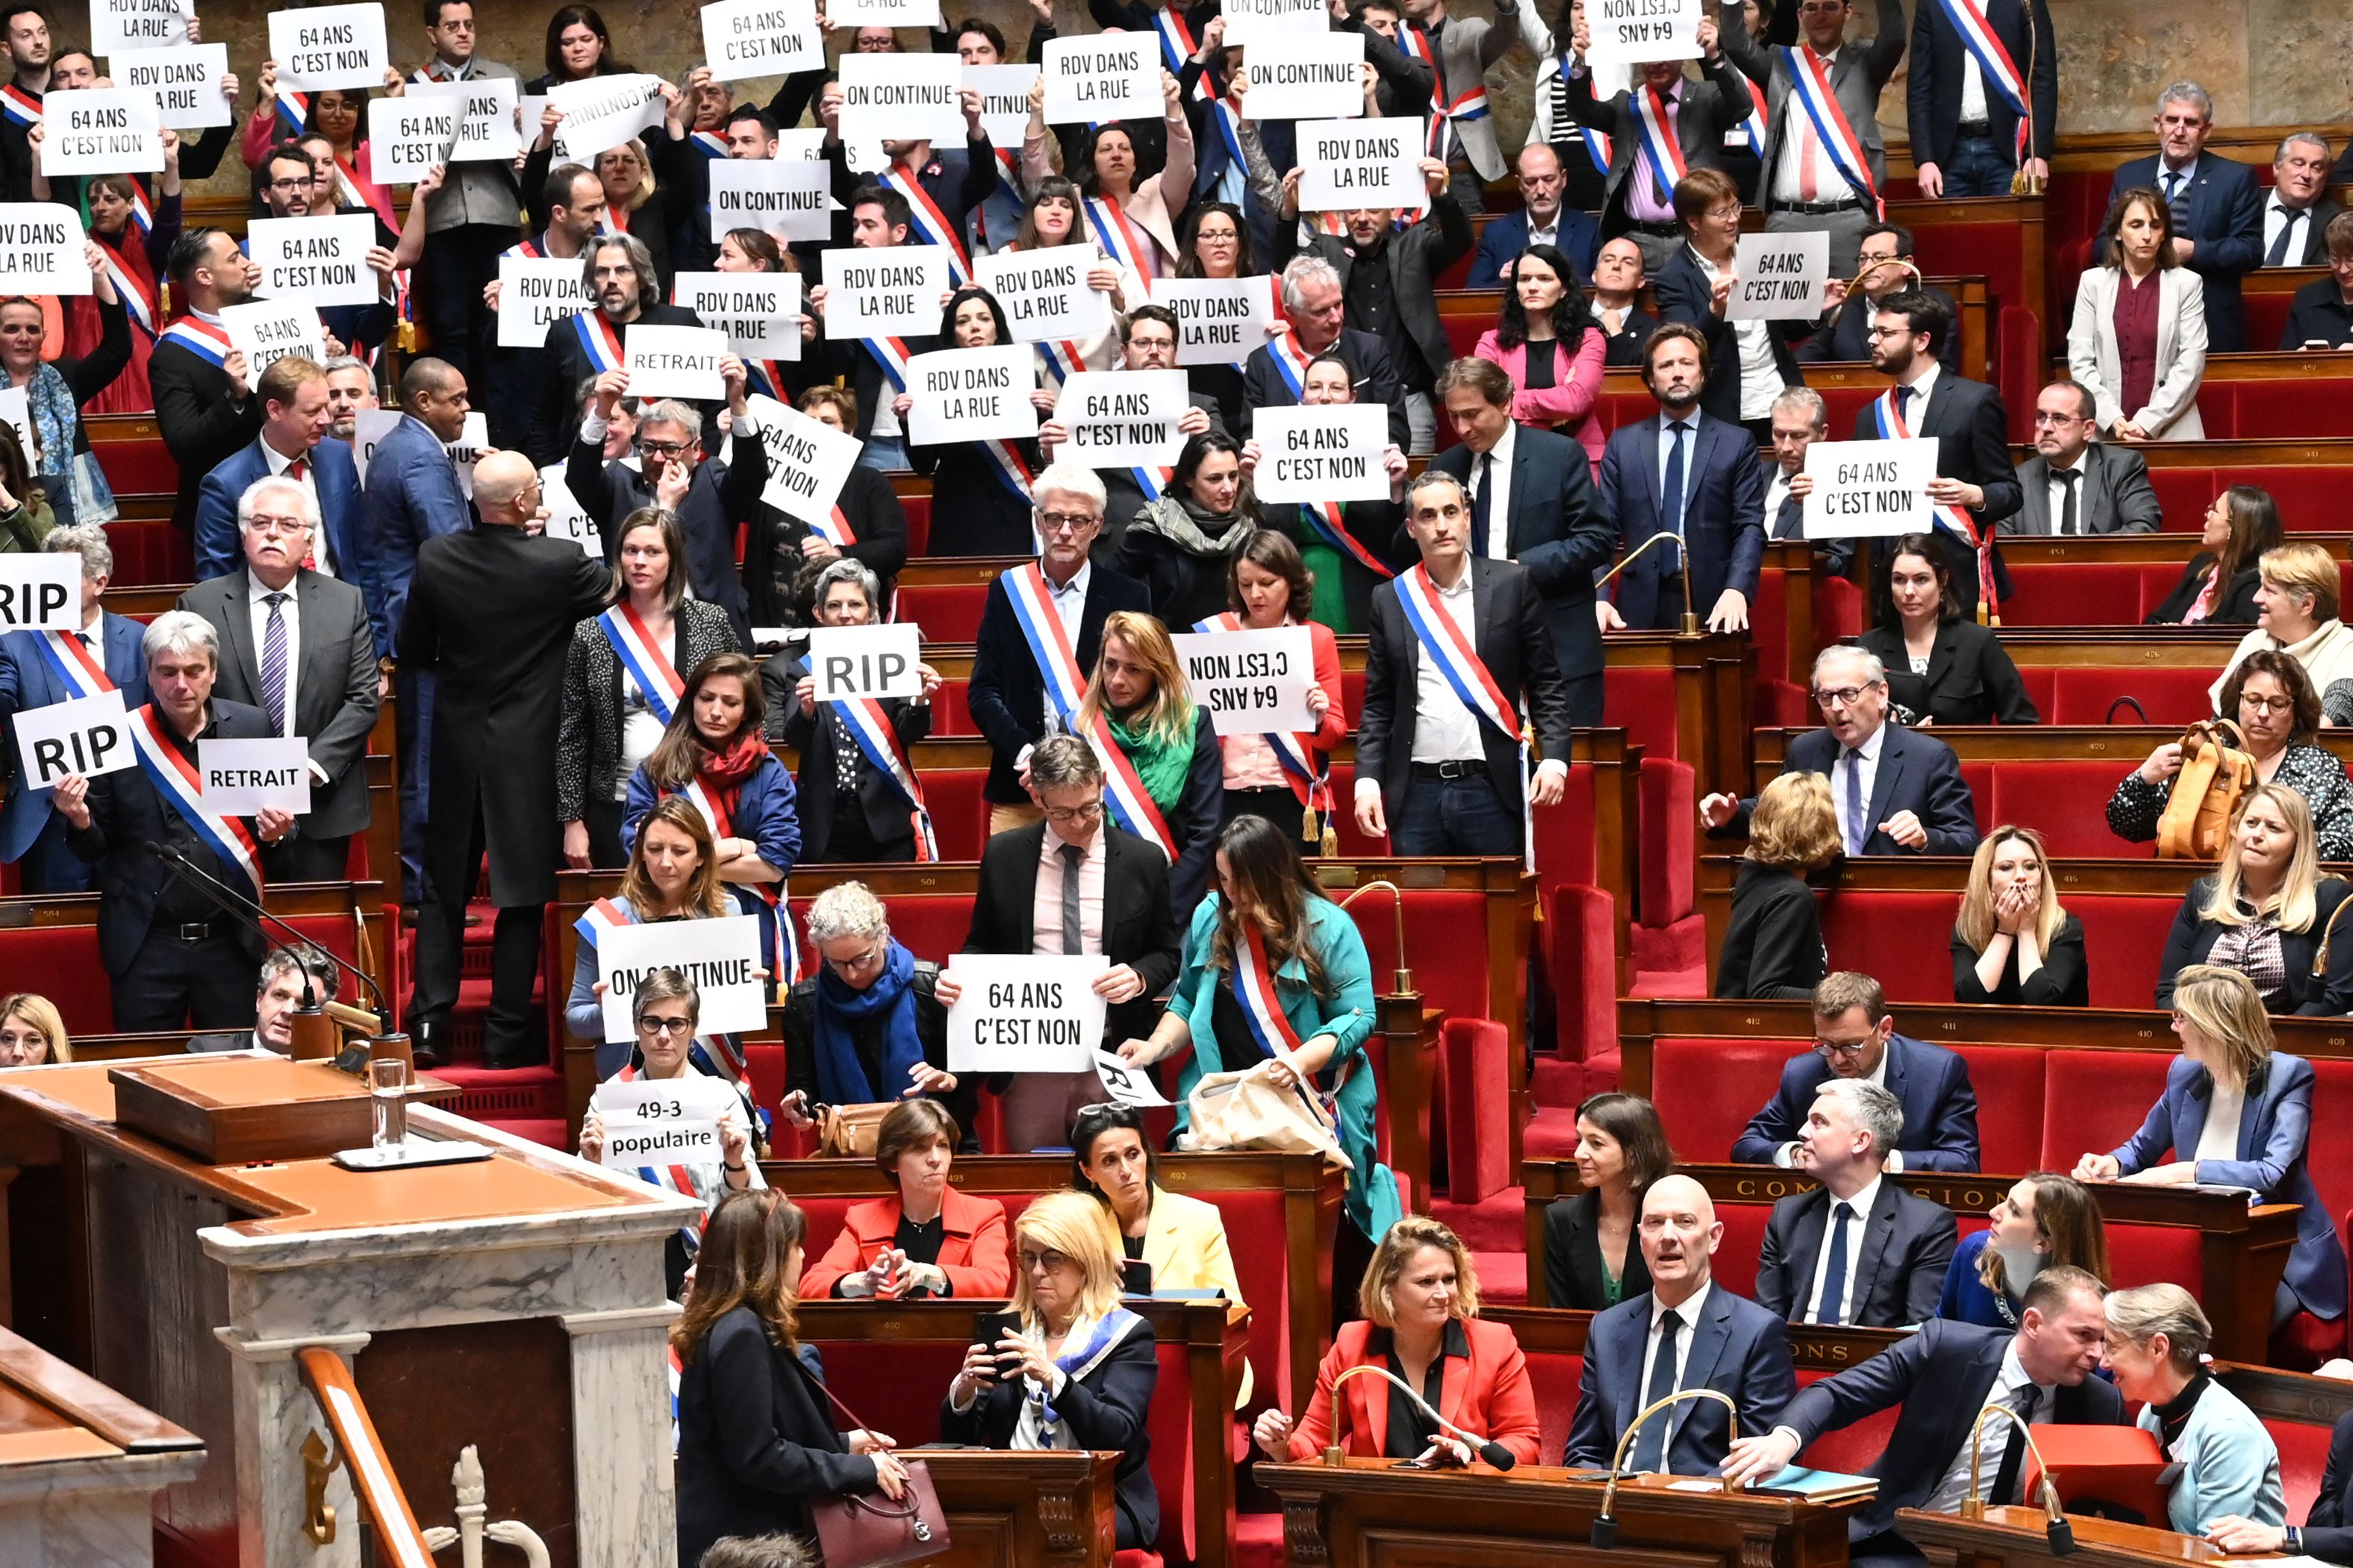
[696,731,771,792]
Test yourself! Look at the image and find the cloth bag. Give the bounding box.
[2155,719,2254,859]
[1182,1058,1355,1169]
[807,1379,950,1568]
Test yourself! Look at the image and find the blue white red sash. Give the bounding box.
[159,316,231,367]
[127,705,264,899]
[1130,464,1170,504]
[1153,9,1245,168]
[1194,613,1331,816]
[1082,195,1157,281]
[97,243,157,338]
[1085,711,1178,860]
[1578,122,1614,170]
[1870,388,1996,621]
[689,130,729,159]
[832,696,938,860]
[668,777,803,997]
[1230,923,1307,1061]
[125,179,154,238]
[1735,78,1768,159]
[505,234,545,260]
[272,88,308,137]
[976,437,1035,509]
[576,900,747,1080]
[597,604,685,725]
[1297,500,1394,581]
[860,334,914,391]
[1004,561,1088,728]
[744,358,787,401]
[1632,84,1689,204]
[809,505,857,549]
[1398,24,1486,161]
[1265,331,1312,401]
[1393,564,1534,866]
[1780,45,1883,217]
[883,167,972,287]
[0,84,38,128]
[1035,330,1094,391]
[1930,0,2031,158]
[602,203,629,235]
[335,152,399,235]
[573,310,625,373]
[29,626,114,699]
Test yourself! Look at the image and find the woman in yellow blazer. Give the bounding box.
[1071,1101,1252,1405]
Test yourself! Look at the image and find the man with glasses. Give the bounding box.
[243,138,429,361]
[2107,84,2261,352]
[945,735,1182,1152]
[193,356,367,582]
[529,234,711,467]
[2005,381,2161,536]
[1798,224,1954,363]
[1038,306,1222,563]
[1701,643,1978,856]
[1732,971,1981,1172]
[967,464,1152,835]
[179,475,379,882]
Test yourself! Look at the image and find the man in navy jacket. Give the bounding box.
[2108,83,2262,352]
[1752,1078,1960,1323]
[193,356,365,590]
[1730,972,1983,1173]
[1466,143,1603,287]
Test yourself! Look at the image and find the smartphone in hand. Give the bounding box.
[973,1309,1023,1364]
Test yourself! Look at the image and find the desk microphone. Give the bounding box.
[1324,1365,1518,1471]
[1961,1401,2076,1555]
[1595,532,1699,637]
[1589,1387,1739,1548]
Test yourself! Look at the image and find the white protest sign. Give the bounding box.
[541,465,599,555]
[1801,437,1941,540]
[807,623,924,702]
[0,204,91,295]
[775,127,826,161]
[1726,230,1830,322]
[1151,276,1280,366]
[112,44,228,129]
[1093,1048,1171,1106]
[11,691,134,787]
[518,91,550,146]
[40,88,163,175]
[838,52,963,146]
[246,213,381,308]
[444,410,489,501]
[1052,369,1188,469]
[966,63,1038,151]
[1243,33,1365,121]
[408,76,522,164]
[673,272,802,364]
[0,389,28,464]
[1251,405,1391,503]
[747,393,861,525]
[701,0,824,82]
[1171,626,1318,735]
[1296,119,1420,211]
[823,245,948,340]
[623,323,729,401]
[1041,35,1157,125]
[267,2,390,92]
[551,72,667,160]
[348,407,402,484]
[944,953,1110,1072]
[1585,0,1701,66]
[219,300,327,391]
[367,90,459,181]
[0,554,81,632]
[827,0,941,26]
[1223,0,1327,44]
[596,913,768,1042]
[197,737,312,815]
[906,344,1037,445]
[590,1075,740,1167]
[708,157,832,244]
[973,249,1109,346]
[496,254,590,349]
[92,0,190,53]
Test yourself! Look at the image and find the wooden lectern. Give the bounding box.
[1259,1458,1871,1568]
[1900,1505,2280,1568]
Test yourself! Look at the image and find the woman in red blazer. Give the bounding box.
[1207,530,1349,855]
[1474,244,1608,477]
[1252,1217,1542,1467]
[798,1101,1012,1300]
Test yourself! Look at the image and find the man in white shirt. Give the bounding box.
[1753,1078,1959,1325]
[2263,133,2342,268]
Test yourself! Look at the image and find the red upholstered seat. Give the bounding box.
[1144,1335,1215,1561]
[2269,1414,2334,1525]
[2300,1065,2353,1233]
[1986,762,2149,858]
[2045,667,2216,726]
[1712,1205,1768,1296]
[2037,1050,2174,1171]
[2207,378,2353,440]
[803,1335,967,1444]
[1523,1343,1584,1469]
[2066,896,2180,1010]
[1651,1037,1793,1163]
[930,678,974,736]
[1815,574,1862,644]
[1798,1384,1897,1473]
[1953,1046,2048,1177]
[2103,1221,2204,1293]
[1341,888,1500,1050]
[900,494,930,555]
[0,908,364,1034]
[894,582,990,643]
[1817,889,1954,1004]
[1442,1018,1512,1203]
[1546,883,1618,1071]
[1957,763,1995,837]
[1998,563,2168,627]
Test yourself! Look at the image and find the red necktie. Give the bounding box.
[287,457,314,568]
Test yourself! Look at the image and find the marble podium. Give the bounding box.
[0,1322,206,1566]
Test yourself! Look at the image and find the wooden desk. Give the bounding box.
[911,1449,1121,1568]
[0,1323,207,1567]
[1901,1504,2255,1568]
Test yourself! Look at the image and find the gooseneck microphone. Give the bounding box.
[144,839,393,1029]
[1324,1364,1518,1471]
[1589,1387,1740,1548]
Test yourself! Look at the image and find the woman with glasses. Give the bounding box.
[2148,784,2353,1016]
[1073,610,1223,918]
[2149,487,2280,627]
[799,1099,1006,1296]
[1854,534,2039,726]
[0,994,68,1066]
[897,286,1046,558]
[779,881,973,1145]
[2110,652,2353,861]
[1652,167,1813,441]
[1938,1172,2109,1328]
[1174,202,1268,436]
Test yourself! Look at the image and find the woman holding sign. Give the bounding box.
[1074,610,1223,919]
[1115,431,1259,628]
[1237,351,1409,634]
[1474,243,1606,472]
[1024,69,1193,283]
[1007,175,1134,367]
[0,242,131,528]
[1204,530,1347,855]
[901,286,1045,558]
[741,387,913,634]
[1174,201,1268,436]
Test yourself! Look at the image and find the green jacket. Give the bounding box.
[0,494,55,552]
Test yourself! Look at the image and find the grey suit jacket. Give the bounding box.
[178,569,381,840]
[2004,444,2164,536]
[412,58,523,231]
[1718,0,1905,201]
[1430,4,1524,180]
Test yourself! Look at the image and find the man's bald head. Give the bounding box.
[399,355,463,406]
[1638,1173,1721,1305]
[471,450,539,521]
[1515,140,1565,222]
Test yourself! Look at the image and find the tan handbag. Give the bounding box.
[1181,1059,1355,1169]
[2155,719,2256,860]
[815,1102,895,1159]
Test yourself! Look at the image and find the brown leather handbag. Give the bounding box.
[806,1380,950,1568]
[814,1102,894,1158]
[2155,719,2256,860]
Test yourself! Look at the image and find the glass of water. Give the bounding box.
[369,1058,408,1152]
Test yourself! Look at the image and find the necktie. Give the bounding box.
[287,457,307,482]
[2056,469,2081,536]
[2162,170,2188,230]
[2266,206,2300,266]
[1471,452,1493,557]
[1661,421,1688,544]
[1058,841,1085,955]
[1989,1383,2040,1506]
[1630,1308,1682,1472]
[1842,746,1866,855]
[1813,1201,1854,1324]
[260,592,290,737]
[1894,383,1913,423]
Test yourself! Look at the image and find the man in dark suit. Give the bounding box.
[2004,381,2163,536]
[2210,1405,2353,1558]
[1800,224,1957,363]
[193,356,367,585]
[2281,213,2353,351]
[1353,472,1575,857]
[1565,1174,1796,1471]
[528,232,711,467]
[1724,1266,2125,1559]
[1730,971,1983,1172]
[1597,323,1767,635]
[1468,143,1604,287]
[1704,645,1982,858]
[1754,1078,1959,1324]
[1242,256,1411,452]
[967,464,1153,834]
[2263,134,2342,269]
[2107,84,2262,352]
[151,228,264,535]
[0,527,148,893]
[1589,237,1661,368]
[804,185,940,469]
[399,451,609,1067]
[178,475,380,884]
[1906,0,2057,200]
[56,612,288,1031]
[1763,387,1851,575]
[1720,0,1904,276]
[1428,357,1615,725]
[1559,11,1749,272]
[944,734,1183,1152]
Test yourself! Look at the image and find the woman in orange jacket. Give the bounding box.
[797,1101,1012,1300]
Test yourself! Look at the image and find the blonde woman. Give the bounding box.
[2101,1284,2284,1534]
[0,994,67,1065]
[1952,826,2089,1006]
[1073,610,1221,919]
[942,1190,1159,1551]
[2153,785,2353,1016]
[2076,965,2347,1329]
[564,794,740,1079]
[1714,772,1838,1001]
[2210,543,2353,709]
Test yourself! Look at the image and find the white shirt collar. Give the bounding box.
[1847,718,1889,763]
[1480,419,1516,476]
[1827,1171,1883,1220]
[1654,1277,1711,1328]
[1901,360,1942,406]
[1044,559,1091,599]
[79,605,103,637]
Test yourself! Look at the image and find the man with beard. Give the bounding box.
[527,232,708,466]
[152,228,263,534]
[480,163,608,451]
[322,356,378,442]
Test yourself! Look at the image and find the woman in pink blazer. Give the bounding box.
[1474,243,1607,475]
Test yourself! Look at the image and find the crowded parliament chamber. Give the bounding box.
[16,0,2353,1563]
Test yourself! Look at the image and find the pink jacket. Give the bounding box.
[1474,327,1607,475]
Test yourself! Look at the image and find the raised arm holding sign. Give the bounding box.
[943,953,1111,1072]
[549,72,667,160]
[496,254,590,349]
[246,213,381,309]
[622,323,730,401]
[1250,405,1393,503]
[1725,231,1830,322]
[973,249,1109,346]
[744,394,861,525]
[0,205,91,294]
[1585,0,1701,66]
[1050,369,1188,468]
[40,88,163,175]
[673,272,802,366]
[808,624,923,702]
[1799,437,1939,539]
[267,2,390,93]
[0,555,83,633]
[1295,119,1420,211]
[707,159,832,245]
[1242,33,1365,121]
[1150,276,1280,366]
[93,0,191,54]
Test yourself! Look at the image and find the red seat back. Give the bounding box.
[2270,1414,2336,1526]
[1986,762,2151,858]
[1651,1037,1793,1162]
[1954,1045,2047,1177]
[894,582,990,643]
[2038,1050,2174,1170]
[1712,1205,1768,1297]
[1604,667,1681,761]
[2045,667,2215,725]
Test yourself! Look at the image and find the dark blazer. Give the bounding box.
[1904,0,2057,171]
[1565,54,1749,236]
[1724,722,1980,858]
[1714,860,1827,1001]
[675,1308,882,1568]
[1467,205,1603,290]
[193,437,368,587]
[2270,198,2348,268]
[2148,556,2261,626]
[1952,911,2090,1007]
[1732,1034,1983,1172]
[1754,1181,1959,1326]
[555,599,741,824]
[938,1316,1159,1551]
[2301,1408,2353,1563]
[779,656,934,863]
[1542,1187,1653,1311]
[360,414,473,659]
[567,434,761,649]
[963,820,1185,1046]
[1777,1317,2127,1540]
[150,331,265,533]
[1845,370,2022,599]
[1722,0,1904,199]
[1240,325,1410,452]
[2155,875,2353,1017]
[1655,247,1805,425]
[0,614,149,862]
[1285,204,1476,391]
[741,466,911,628]
[1598,410,1768,629]
[176,569,380,841]
[2279,276,2353,352]
[1429,426,1618,681]
[1801,284,1960,364]
[813,327,941,444]
[529,301,711,467]
[1598,307,1661,367]
[66,699,275,975]
[967,563,1153,805]
[1150,705,1224,921]
[2005,444,2164,536]
[2108,154,2263,352]
[1563,1283,1796,1469]
[1855,620,2039,727]
[1357,556,1577,822]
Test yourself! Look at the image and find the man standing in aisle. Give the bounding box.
[408,0,522,389]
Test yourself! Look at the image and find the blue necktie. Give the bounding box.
[260,592,290,737]
[1813,1201,1855,1324]
[1661,421,1687,543]
[1842,747,1866,855]
[2163,170,2188,231]
[1630,1308,1682,1472]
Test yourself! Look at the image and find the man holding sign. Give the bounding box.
[817,71,999,288]
[529,233,710,466]
[802,185,942,469]
[1561,7,1748,273]
[406,0,524,387]
[152,228,264,535]
[1241,255,1409,451]
[479,162,605,452]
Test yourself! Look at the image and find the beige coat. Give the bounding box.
[2067,263,2207,440]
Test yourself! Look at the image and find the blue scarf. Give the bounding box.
[810,939,926,1104]
[28,361,110,518]
[1037,1305,1147,1431]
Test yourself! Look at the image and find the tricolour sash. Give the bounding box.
[127,705,264,899]
[1632,84,1689,203]
[1153,8,1244,167]
[29,627,115,699]
[1194,613,1332,829]
[667,778,803,999]
[505,234,546,260]
[1399,24,1489,161]
[883,166,973,287]
[1298,499,1394,581]
[573,309,625,373]
[335,150,399,237]
[125,179,154,238]
[596,604,686,725]
[808,505,858,549]
[0,84,39,128]
[1870,387,1996,622]
[272,87,309,137]
[744,358,787,401]
[159,316,231,367]
[1265,330,1312,401]
[1230,922,1307,1061]
[1735,77,1768,158]
[976,437,1036,510]
[860,334,915,393]
[1930,0,2031,158]
[831,696,939,861]
[690,129,729,159]
[1780,45,1883,217]
[576,900,747,1081]
[1082,194,1157,281]
[99,243,158,339]
[1393,565,1535,868]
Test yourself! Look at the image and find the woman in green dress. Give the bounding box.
[1238,352,1408,633]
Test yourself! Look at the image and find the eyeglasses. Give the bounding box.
[824,940,889,977]
[248,516,313,536]
[1813,1037,1872,1060]
[637,1014,695,1037]
[1017,1248,1073,1272]
[2240,693,2296,714]
[1811,684,1877,708]
[264,176,310,192]
[1037,510,1098,535]
[1044,801,1103,826]
[2031,410,2085,426]
[635,438,691,457]
[1704,204,1742,222]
